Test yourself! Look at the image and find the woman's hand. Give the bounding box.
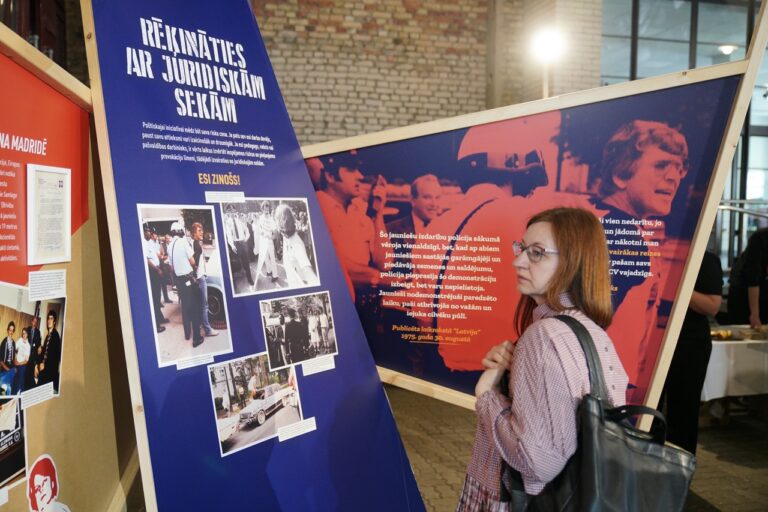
[481,340,515,370]
[475,341,515,397]
[475,367,506,397]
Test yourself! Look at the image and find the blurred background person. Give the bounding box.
[0,321,16,395]
[192,222,218,338]
[225,209,254,287]
[727,227,768,329]
[656,250,722,454]
[169,222,204,348]
[24,317,41,390]
[316,152,390,298]
[386,173,442,237]
[37,311,61,393]
[274,204,318,288]
[13,325,30,394]
[143,224,167,333]
[254,201,278,288]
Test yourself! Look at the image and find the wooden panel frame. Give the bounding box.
[1,18,137,512]
[0,22,91,111]
[303,4,768,417]
[78,1,160,510]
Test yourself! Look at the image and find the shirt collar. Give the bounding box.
[532,292,575,321]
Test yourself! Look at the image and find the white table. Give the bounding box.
[701,338,768,401]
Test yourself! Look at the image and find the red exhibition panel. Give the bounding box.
[0,53,89,284]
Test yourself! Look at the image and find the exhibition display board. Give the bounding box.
[303,4,768,417]
[0,23,127,512]
[82,0,423,510]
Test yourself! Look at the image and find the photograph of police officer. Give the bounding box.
[221,198,320,297]
[138,205,233,367]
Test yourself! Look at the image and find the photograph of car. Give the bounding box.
[238,383,294,427]
[209,353,303,456]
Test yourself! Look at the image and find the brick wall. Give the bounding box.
[251,0,489,145]
[551,0,602,97]
[56,1,602,143]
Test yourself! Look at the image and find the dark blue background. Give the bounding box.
[92,1,423,510]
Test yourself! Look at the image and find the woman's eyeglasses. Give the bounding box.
[512,241,559,263]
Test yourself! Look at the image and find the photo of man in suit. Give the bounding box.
[386,174,442,239]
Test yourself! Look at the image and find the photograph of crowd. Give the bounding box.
[0,282,65,398]
[0,398,25,490]
[138,205,233,367]
[221,198,320,297]
[260,291,337,371]
[208,353,301,456]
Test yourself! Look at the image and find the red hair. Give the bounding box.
[515,207,613,335]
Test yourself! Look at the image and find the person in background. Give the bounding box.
[308,309,321,354]
[254,202,278,287]
[24,317,41,390]
[386,174,442,238]
[657,250,722,454]
[13,326,30,394]
[728,227,768,329]
[37,311,62,393]
[274,204,319,288]
[159,233,173,304]
[143,224,167,333]
[318,308,330,351]
[169,222,204,348]
[225,210,254,286]
[0,321,17,396]
[285,308,310,365]
[458,208,627,508]
[192,222,219,338]
[315,152,390,298]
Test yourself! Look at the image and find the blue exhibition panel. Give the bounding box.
[90,1,423,510]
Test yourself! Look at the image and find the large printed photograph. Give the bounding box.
[138,205,234,367]
[308,76,740,404]
[220,198,320,297]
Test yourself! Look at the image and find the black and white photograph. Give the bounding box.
[260,291,337,371]
[0,282,66,399]
[0,398,26,490]
[138,205,234,367]
[208,353,302,456]
[221,198,320,297]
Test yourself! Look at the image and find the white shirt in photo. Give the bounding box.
[170,237,194,276]
[15,337,30,365]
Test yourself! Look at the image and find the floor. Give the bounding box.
[385,385,768,512]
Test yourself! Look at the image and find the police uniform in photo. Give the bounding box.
[169,228,204,347]
[144,225,167,330]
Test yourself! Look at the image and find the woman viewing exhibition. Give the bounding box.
[457,207,628,510]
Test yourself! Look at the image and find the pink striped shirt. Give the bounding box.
[463,294,628,500]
